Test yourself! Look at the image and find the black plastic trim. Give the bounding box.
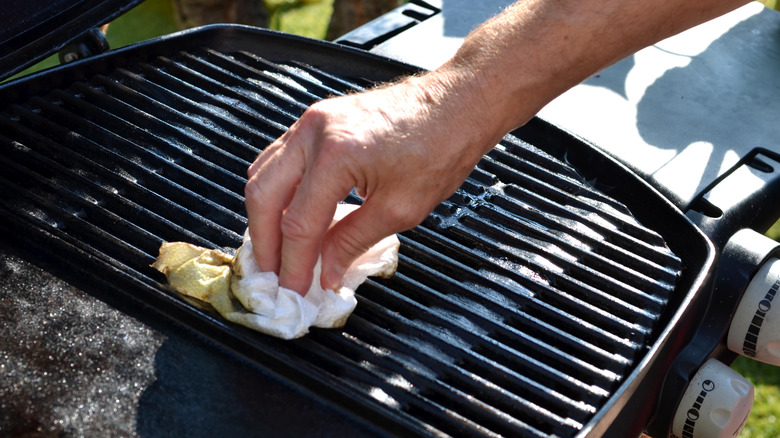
[1,0,143,82]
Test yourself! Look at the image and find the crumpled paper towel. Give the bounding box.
[152,204,400,339]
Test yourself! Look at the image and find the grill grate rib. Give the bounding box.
[0,43,682,438]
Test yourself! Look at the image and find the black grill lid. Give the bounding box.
[0,0,143,82]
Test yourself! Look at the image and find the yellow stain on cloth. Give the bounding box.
[152,242,233,303]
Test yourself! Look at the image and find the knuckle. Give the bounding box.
[309,136,364,182]
[244,175,267,201]
[329,228,370,261]
[321,125,362,152]
[299,101,336,131]
[279,211,314,243]
[383,203,428,231]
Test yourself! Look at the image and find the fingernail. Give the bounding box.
[324,264,345,291]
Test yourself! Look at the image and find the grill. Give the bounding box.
[0,25,714,437]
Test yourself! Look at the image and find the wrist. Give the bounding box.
[398,63,516,158]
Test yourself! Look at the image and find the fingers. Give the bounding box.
[247,128,289,176]
[245,86,456,295]
[244,126,307,275]
[275,122,364,292]
[276,162,353,294]
[320,197,425,290]
[246,105,360,295]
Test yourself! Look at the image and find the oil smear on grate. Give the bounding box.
[0,46,681,438]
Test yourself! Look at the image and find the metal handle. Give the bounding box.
[686,148,780,250]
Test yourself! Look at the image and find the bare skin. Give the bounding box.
[245,0,750,295]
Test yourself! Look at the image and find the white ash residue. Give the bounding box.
[0,253,164,437]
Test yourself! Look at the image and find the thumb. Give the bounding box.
[320,201,415,290]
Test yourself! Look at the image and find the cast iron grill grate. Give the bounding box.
[0,45,681,437]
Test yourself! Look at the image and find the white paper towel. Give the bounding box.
[153,203,400,340]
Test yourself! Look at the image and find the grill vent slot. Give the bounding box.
[0,45,681,437]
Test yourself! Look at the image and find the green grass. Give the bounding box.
[106,0,180,46]
[734,356,780,437]
[7,0,333,80]
[266,0,334,38]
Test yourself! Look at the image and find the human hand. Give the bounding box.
[244,71,503,295]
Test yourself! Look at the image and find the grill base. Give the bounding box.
[0,25,714,438]
[0,235,385,437]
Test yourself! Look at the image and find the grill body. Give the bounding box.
[0,25,715,437]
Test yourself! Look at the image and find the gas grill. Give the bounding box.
[2,1,780,437]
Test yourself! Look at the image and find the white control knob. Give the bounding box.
[727,257,780,364]
[671,359,753,438]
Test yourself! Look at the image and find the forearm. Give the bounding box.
[425,0,750,151]
[245,0,751,295]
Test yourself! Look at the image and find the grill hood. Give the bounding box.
[0,0,144,82]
